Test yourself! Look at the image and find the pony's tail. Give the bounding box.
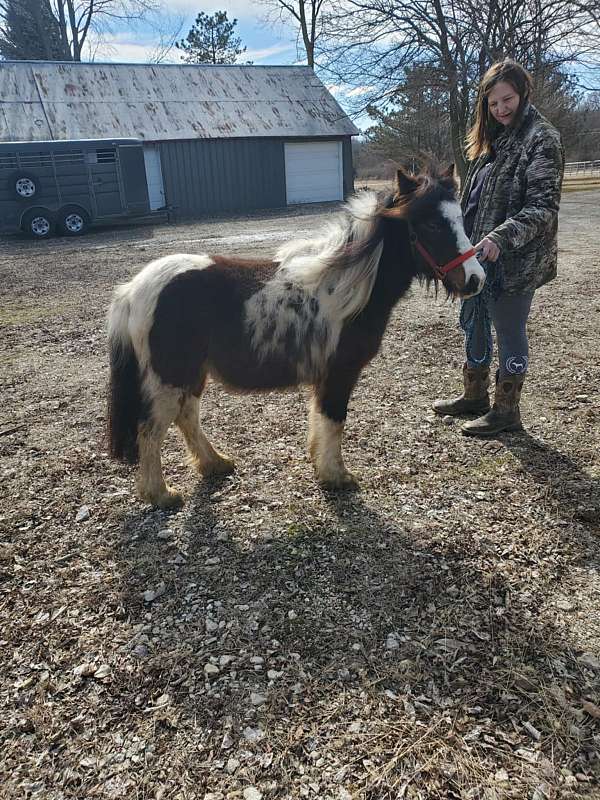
[107,287,144,464]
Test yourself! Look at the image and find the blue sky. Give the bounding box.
[95,0,301,66]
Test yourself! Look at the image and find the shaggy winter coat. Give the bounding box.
[461,104,564,294]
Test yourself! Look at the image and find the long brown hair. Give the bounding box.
[466,59,533,160]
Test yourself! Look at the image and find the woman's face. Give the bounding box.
[487,80,521,126]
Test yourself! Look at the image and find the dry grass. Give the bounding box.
[562,177,600,194]
[0,194,599,799]
[357,175,600,196]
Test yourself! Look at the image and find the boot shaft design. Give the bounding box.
[494,372,525,413]
[464,364,490,400]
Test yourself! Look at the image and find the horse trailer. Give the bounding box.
[0,138,152,239]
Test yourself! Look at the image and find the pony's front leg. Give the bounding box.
[308,370,360,488]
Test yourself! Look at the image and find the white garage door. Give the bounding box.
[143,145,166,210]
[284,141,344,204]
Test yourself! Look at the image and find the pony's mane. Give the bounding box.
[273,167,454,321]
[275,169,455,319]
[274,191,392,320]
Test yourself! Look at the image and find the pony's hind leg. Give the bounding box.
[137,384,183,508]
[176,393,235,477]
[308,368,361,488]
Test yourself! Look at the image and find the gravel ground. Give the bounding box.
[1,192,599,800]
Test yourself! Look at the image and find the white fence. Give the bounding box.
[564,160,600,175]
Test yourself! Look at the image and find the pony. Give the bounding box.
[107,165,485,507]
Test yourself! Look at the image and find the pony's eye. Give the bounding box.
[422,221,440,232]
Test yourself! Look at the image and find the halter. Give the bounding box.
[408,223,476,281]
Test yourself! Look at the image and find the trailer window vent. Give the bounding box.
[54,151,85,165]
[19,152,53,168]
[0,154,18,170]
[96,148,117,163]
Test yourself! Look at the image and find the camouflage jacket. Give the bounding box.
[460,105,564,294]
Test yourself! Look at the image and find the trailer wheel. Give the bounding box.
[21,209,53,239]
[57,206,90,236]
[9,171,41,201]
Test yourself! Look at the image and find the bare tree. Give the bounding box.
[569,92,600,159]
[147,15,185,64]
[256,0,329,67]
[318,0,600,177]
[365,63,453,164]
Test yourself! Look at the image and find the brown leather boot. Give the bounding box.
[461,373,525,437]
[433,364,491,417]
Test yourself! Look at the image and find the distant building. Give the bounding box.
[0,61,359,219]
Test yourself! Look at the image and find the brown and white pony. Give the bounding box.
[107,166,485,507]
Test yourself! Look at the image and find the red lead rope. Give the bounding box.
[414,240,477,280]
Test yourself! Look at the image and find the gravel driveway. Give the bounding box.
[1,191,599,799]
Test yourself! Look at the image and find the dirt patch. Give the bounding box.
[1,194,599,799]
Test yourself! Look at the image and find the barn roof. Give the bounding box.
[0,61,359,143]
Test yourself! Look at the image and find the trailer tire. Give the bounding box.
[9,171,41,201]
[21,208,53,239]
[57,206,90,236]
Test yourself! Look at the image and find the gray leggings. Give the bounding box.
[465,291,534,378]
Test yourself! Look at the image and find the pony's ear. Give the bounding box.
[441,163,455,180]
[396,167,419,196]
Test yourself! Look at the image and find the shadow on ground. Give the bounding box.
[505,432,600,532]
[112,475,600,798]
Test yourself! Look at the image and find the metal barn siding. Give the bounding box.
[159,136,354,218]
[342,138,355,197]
[159,138,285,218]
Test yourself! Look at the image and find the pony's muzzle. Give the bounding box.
[459,257,486,298]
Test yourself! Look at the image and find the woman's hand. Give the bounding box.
[474,237,501,262]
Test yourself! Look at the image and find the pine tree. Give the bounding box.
[176,10,246,64]
[0,0,67,60]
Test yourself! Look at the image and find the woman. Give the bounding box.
[434,59,564,436]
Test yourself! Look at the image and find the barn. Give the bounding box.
[0,60,359,220]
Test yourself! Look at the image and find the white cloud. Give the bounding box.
[91,34,296,65]
[346,85,374,97]
[92,40,170,63]
[245,43,295,61]
[165,0,264,20]
[325,84,374,98]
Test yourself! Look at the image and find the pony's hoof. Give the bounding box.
[201,454,236,477]
[141,487,184,508]
[318,470,359,490]
[160,488,184,508]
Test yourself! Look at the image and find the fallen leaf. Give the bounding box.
[582,700,600,719]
